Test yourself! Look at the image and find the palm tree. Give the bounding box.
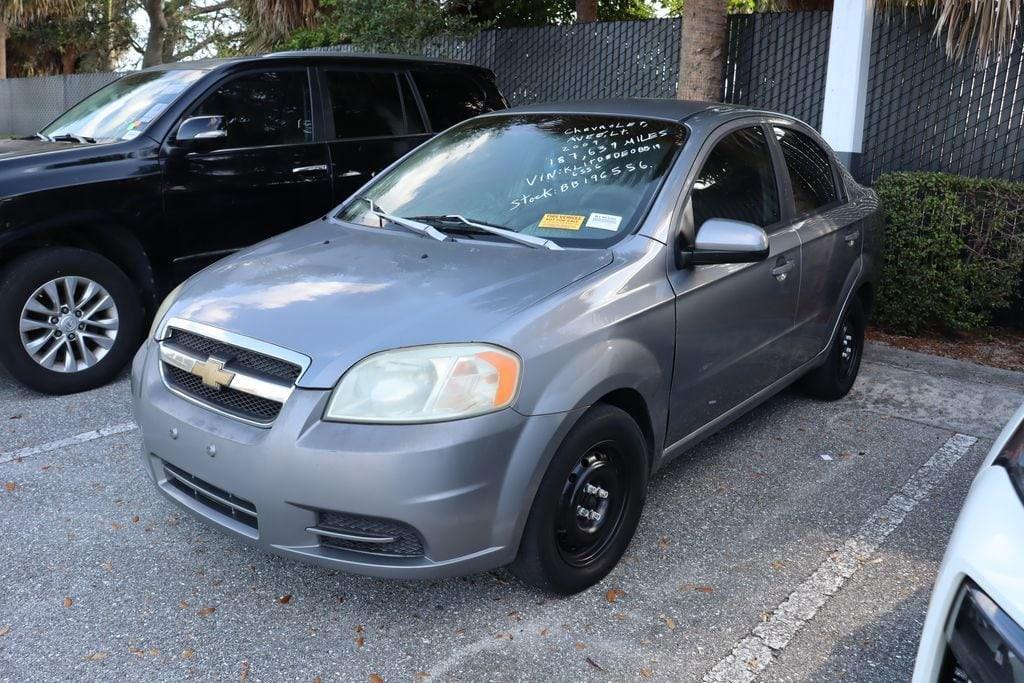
[877,0,1021,64]
[0,0,73,78]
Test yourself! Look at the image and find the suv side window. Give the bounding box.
[192,70,312,148]
[411,70,493,131]
[325,70,423,139]
[692,126,780,231]
[773,126,838,216]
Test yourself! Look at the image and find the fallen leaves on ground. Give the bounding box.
[3,482,16,493]
[640,667,654,678]
[277,594,292,605]
[661,615,676,631]
[197,606,216,617]
[62,597,73,608]
[131,515,140,523]
[240,660,251,681]
[771,560,785,570]
[355,624,365,648]
[605,588,626,603]
[181,649,194,660]
[585,656,604,671]
[179,601,189,609]
[658,536,670,551]
[574,642,587,651]
[101,562,113,572]
[83,651,108,662]
[369,675,384,683]
[0,625,11,637]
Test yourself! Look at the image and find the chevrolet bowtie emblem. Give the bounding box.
[192,356,235,390]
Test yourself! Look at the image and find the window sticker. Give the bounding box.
[538,213,585,230]
[586,212,622,231]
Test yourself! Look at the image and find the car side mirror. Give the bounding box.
[683,218,770,266]
[175,116,227,147]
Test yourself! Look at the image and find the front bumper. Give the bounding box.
[131,341,577,579]
[913,465,1024,682]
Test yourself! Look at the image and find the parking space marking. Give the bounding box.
[0,422,137,465]
[701,432,978,683]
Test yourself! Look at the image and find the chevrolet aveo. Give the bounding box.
[132,100,882,594]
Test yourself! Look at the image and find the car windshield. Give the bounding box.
[336,113,687,247]
[40,69,206,142]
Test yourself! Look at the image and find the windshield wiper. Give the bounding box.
[352,197,448,242]
[32,132,52,141]
[408,215,563,251]
[50,133,96,144]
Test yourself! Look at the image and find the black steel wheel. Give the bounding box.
[800,296,865,401]
[510,404,648,595]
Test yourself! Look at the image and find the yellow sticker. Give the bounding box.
[538,213,585,230]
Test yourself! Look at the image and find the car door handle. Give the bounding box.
[844,230,861,244]
[292,164,328,174]
[771,259,795,281]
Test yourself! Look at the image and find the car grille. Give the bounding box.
[160,327,303,424]
[164,365,283,423]
[167,328,301,382]
[311,510,425,557]
[162,461,258,530]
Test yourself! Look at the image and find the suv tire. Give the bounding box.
[510,403,648,594]
[0,248,143,394]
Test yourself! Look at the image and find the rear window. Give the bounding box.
[412,70,503,131]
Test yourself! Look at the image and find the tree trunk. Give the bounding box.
[0,22,8,80]
[143,0,167,68]
[576,0,597,23]
[61,49,78,74]
[677,0,728,101]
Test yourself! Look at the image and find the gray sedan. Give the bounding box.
[131,100,882,594]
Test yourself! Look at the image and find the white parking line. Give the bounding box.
[702,432,978,683]
[0,422,137,465]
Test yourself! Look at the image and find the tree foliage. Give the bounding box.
[8,0,133,74]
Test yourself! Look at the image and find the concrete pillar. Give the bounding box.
[820,0,874,171]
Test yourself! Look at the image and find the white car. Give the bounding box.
[914,402,1024,682]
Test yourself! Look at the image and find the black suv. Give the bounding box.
[0,52,506,394]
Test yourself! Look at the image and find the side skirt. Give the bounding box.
[657,346,830,469]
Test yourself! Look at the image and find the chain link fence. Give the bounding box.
[722,11,832,130]
[0,19,681,137]
[0,72,120,137]
[860,12,1024,183]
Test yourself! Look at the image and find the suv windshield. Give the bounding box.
[337,113,686,247]
[40,69,206,142]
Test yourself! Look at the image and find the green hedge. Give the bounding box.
[874,171,1024,334]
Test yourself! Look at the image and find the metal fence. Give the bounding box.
[0,72,119,137]
[722,11,832,130]
[860,12,1024,182]
[723,10,1024,183]
[0,18,682,137]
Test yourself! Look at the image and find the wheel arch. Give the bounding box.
[593,388,657,472]
[0,214,158,312]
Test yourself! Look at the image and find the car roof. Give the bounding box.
[503,98,800,125]
[145,51,491,74]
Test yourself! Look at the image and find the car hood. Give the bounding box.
[0,137,89,160]
[167,218,613,388]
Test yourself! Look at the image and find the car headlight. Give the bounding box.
[996,420,1024,503]
[324,343,521,423]
[149,283,184,340]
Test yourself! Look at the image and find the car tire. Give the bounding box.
[509,403,648,595]
[0,247,143,395]
[799,295,865,401]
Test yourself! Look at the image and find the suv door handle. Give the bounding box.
[844,230,861,244]
[771,258,795,281]
[292,164,328,174]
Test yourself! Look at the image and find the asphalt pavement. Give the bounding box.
[0,342,1021,682]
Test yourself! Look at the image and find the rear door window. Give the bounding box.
[773,126,838,216]
[411,70,495,131]
[325,70,421,139]
[192,70,312,148]
[691,126,781,230]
